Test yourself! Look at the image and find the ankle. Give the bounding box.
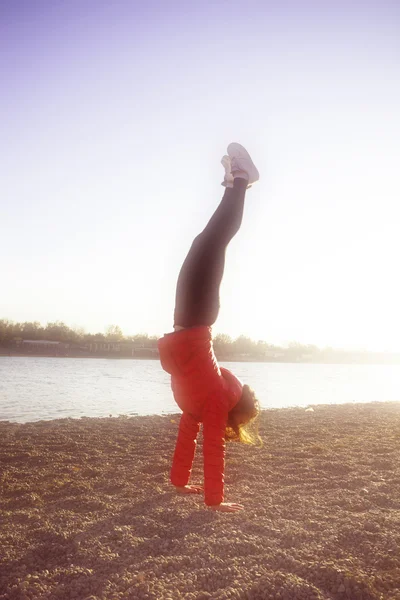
[232,170,249,181]
[232,176,250,191]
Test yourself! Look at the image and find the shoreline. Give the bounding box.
[1,353,400,365]
[1,401,400,599]
[1,399,399,426]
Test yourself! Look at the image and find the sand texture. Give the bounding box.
[1,402,400,600]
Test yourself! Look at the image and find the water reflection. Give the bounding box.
[0,357,399,423]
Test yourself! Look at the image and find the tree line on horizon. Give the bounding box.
[0,319,398,361]
[0,318,318,356]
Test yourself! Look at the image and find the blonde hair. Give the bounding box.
[225,384,263,446]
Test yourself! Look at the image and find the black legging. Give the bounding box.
[174,177,248,328]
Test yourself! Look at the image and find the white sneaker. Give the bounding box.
[227,142,259,187]
[221,155,234,188]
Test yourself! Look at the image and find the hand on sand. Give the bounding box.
[209,502,244,512]
[175,485,204,495]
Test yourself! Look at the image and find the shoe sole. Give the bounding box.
[227,142,259,184]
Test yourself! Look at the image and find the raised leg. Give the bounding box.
[173,177,248,328]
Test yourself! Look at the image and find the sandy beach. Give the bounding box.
[1,402,399,600]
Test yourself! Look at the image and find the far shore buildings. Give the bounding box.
[12,339,159,357]
[16,339,70,351]
[86,341,159,357]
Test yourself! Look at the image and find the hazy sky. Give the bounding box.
[1,0,400,351]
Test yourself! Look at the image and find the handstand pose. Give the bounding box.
[158,143,261,512]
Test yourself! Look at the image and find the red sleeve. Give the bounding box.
[170,412,201,487]
[202,397,229,506]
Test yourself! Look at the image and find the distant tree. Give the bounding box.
[285,341,319,361]
[44,321,77,343]
[213,333,233,356]
[306,344,319,356]
[254,340,269,357]
[105,325,124,341]
[213,333,232,345]
[0,319,14,345]
[71,326,86,341]
[86,332,106,341]
[21,321,43,340]
[128,333,150,347]
[147,335,159,349]
[233,335,254,355]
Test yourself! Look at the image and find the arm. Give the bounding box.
[202,398,228,506]
[202,393,244,512]
[170,412,201,488]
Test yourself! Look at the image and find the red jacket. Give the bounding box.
[158,326,242,506]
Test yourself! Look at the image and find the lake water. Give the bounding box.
[1,357,400,423]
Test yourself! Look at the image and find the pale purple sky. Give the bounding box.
[1,0,400,350]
